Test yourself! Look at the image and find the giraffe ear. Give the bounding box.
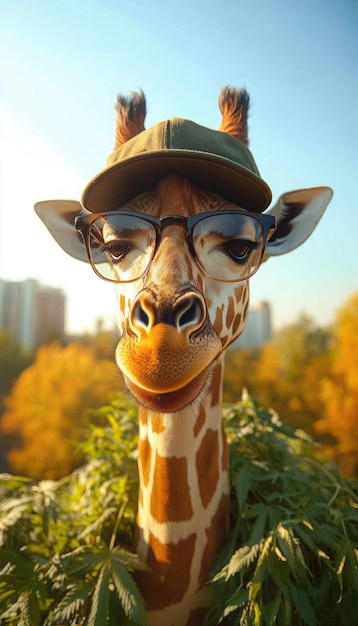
[34,200,91,263]
[264,187,333,257]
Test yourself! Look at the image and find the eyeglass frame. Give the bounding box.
[75,209,277,284]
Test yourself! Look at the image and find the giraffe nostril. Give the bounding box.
[129,292,156,335]
[177,297,203,331]
[135,303,150,329]
[129,290,206,337]
[175,294,205,333]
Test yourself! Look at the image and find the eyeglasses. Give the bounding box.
[75,209,276,283]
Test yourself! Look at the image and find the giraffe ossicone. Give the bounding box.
[35,86,332,626]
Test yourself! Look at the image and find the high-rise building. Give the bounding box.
[0,278,65,350]
[232,301,272,348]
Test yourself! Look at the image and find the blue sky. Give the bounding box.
[1,0,357,333]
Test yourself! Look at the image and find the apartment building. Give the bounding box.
[233,300,272,348]
[0,278,65,350]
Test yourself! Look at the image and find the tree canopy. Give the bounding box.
[0,342,120,479]
[224,293,358,475]
[314,292,358,474]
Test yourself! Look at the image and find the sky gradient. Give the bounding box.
[1,0,357,333]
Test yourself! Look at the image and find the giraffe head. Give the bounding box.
[35,87,332,415]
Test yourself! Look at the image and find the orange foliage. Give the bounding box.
[252,343,283,393]
[314,293,358,475]
[0,342,120,479]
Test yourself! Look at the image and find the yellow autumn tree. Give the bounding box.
[315,292,358,475]
[0,342,121,479]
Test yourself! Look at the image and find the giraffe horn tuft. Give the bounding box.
[114,89,147,148]
[218,86,250,146]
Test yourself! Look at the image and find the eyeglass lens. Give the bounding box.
[193,213,263,281]
[87,213,264,283]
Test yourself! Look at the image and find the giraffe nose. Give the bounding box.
[129,289,206,339]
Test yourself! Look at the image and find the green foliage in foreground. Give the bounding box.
[205,393,358,625]
[0,393,357,625]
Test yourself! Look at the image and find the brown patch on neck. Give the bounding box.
[210,360,223,407]
[232,312,242,336]
[226,295,235,329]
[138,437,152,488]
[187,607,208,625]
[139,408,148,426]
[137,532,196,609]
[151,414,165,433]
[221,421,229,471]
[199,493,229,585]
[151,453,193,522]
[196,428,219,508]
[194,405,206,437]
[213,303,224,336]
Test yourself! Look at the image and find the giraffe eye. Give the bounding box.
[223,240,256,264]
[103,240,134,262]
[86,214,157,283]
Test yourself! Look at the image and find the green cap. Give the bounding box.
[82,118,272,213]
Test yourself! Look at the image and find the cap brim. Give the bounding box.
[81,150,272,213]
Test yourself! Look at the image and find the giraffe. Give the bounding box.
[35,86,332,626]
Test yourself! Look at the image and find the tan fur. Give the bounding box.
[114,90,146,147]
[218,86,250,145]
[114,86,250,149]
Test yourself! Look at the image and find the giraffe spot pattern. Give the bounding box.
[151,414,165,433]
[138,437,152,488]
[225,295,235,329]
[210,361,223,408]
[199,493,229,586]
[232,311,242,336]
[196,428,219,508]
[213,303,224,336]
[151,453,193,523]
[193,405,206,438]
[137,531,197,609]
[221,422,229,471]
[113,176,256,621]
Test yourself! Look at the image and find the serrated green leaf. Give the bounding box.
[293,521,319,556]
[289,584,318,626]
[111,559,146,624]
[276,525,297,571]
[248,508,268,547]
[221,587,248,619]
[337,554,346,575]
[87,562,111,626]
[63,547,109,577]
[274,545,287,562]
[77,506,117,540]
[0,583,16,608]
[112,547,148,573]
[45,581,93,624]
[221,543,260,581]
[264,589,281,626]
[235,461,252,510]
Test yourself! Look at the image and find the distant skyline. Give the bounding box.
[0,277,65,349]
[1,0,357,333]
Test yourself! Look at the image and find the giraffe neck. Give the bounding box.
[135,357,229,626]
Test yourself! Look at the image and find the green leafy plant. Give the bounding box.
[0,392,357,625]
[205,392,358,625]
[0,396,146,625]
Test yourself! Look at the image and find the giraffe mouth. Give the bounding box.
[124,368,211,413]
